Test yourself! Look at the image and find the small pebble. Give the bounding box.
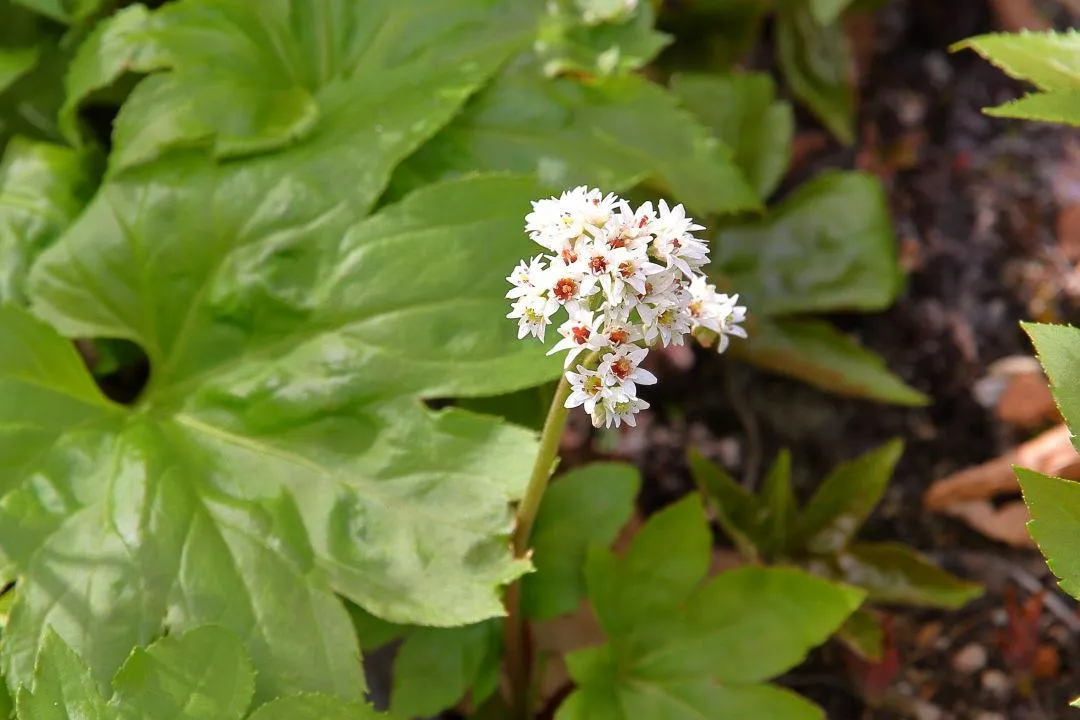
[972,712,1007,720]
[913,699,945,720]
[981,668,1011,698]
[951,643,988,674]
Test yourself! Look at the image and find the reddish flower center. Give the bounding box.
[553,278,577,302]
[611,357,632,380]
[618,260,635,278]
[589,255,608,274]
[608,329,629,345]
[561,247,578,264]
[571,326,591,345]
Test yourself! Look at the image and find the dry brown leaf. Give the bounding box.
[996,370,1059,428]
[923,424,1080,546]
[989,0,1052,30]
[1057,203,1080,262]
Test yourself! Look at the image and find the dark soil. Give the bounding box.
[586,0,1080,717]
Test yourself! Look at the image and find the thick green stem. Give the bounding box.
[504,351,599,718]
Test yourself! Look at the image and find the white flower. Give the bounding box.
[510,187,748,427]
[687,277,748,353]
[600,391,650,428]
[548,311,606,367]
[564,365,609,414]
[598,345,656,395]
[506,255,550,300]
[507,293,558,341]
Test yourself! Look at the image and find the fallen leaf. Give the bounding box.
[996,370,1059,428]
[923,424,1080,546]
[989,0,1051,31]
[1057,203,1080,262]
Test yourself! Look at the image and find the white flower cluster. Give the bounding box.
[508,186,747,429]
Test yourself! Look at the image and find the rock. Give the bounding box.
[951,642,988,674]
[980,668,1011,698]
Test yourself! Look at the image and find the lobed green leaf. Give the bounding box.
[522,462,640,620]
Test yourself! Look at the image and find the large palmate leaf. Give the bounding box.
[558,496,863,720]
[62,0,537,169]
[0,137,97,304]
[16,626,383,719]
[390,60,760,216]
[6,166,554,698]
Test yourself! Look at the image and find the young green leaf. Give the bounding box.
[562,496,863,719]
[983,90,1080,126]
[63,0,536,170]
[0,137,97,305]
[670,72,794,200]
[586,496,712,641]
[536,0,671,78]
[952,32,1080,92]
[836,607,884,661]
[687,447,762,560]
[390,621,502,719]
[1016,468,1080,600]
[109,626,254,720]
[389,62,760,217]
[735,318,928,406]
[16,628,110,720]
[799,439,904,554]
[832,542,982,609]
[809,0,855,26]
[1024,323,1080,448]
[712,171,902,316]
[522,462,640,620]
[3,171,552,697]
[760,450,796,557]
[776,1,854,144]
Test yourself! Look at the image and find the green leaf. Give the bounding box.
[799,440,904,554]
[736,318,928,405]
[687,447,762,559]
[712,171,901,316]
[760,450,796,557]
[984,90,1080,126]
[832,542,982,609]
[62,0,535,170]
[586,496,712,640]
[390,62,760,216]
[109,626,254,720]
[0,46,38,95]
[565,499,863,720]
[16,628,110,720]
[835,607,884,661]
[809,0,854,26]
[952,32,1080,92]
[776,1,854,144]
[522,462,640,619]
[3,178,549,697]
[390,620,502,718]
[1017,468,1080,600]
[247,695,382,720]
[0,137,97,305]
[12,0,105,24]
[670,72,794,200]
[557,670,823,720]
[536,0,671,78]
[653,0,765,72]
[1024,323,1080,448]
